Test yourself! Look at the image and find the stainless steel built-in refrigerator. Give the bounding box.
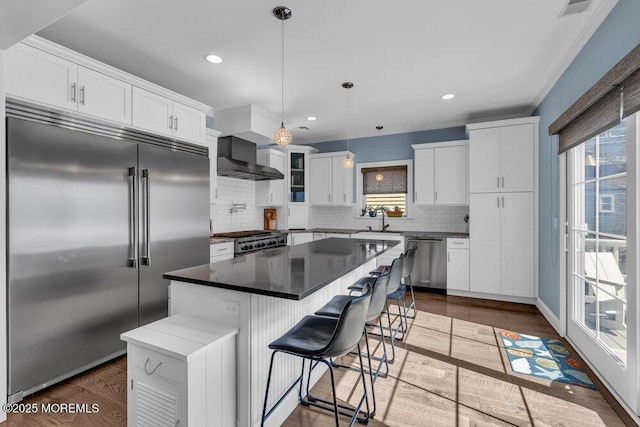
[6,104,210,402]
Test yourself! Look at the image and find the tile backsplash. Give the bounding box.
[211,177,263,233]
[312,205,469,232]
[212,177,469,233]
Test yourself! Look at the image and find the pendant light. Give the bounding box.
[375,126,384,180]
[273,6,292,145]
[342,82,354,168]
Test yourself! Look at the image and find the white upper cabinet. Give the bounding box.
[309,152,354,206]
[77,67,131,124]
[434,145,467,204]
[172,102,206,144]
[131,87,173,137]
[468,121,535,193]
[132,87,206,145]
[5,36,210,146]
[5,43,78,111]
[6,43,131,125]
[256,148,286,207]
[413,148,435,205]
[310,157,332,205]
[413,140,468,205]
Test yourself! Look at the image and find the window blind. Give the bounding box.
[549,43,640,154]
[362,165,407,194]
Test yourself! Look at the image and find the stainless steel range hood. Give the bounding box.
[217,136,284,181]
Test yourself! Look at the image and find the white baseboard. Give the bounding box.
[447,290,536,305]
[536,298,565,336]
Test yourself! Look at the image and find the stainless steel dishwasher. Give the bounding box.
[406,237,447,294]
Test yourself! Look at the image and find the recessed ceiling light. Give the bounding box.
[441,93,455,100]
[306,116,317,121]
[204,54,223,64]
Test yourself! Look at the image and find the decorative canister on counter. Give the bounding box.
[264,208,277,230]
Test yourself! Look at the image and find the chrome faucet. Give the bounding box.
[378,208,390,232]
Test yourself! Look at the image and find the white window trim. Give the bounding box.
[356,159,413,219]
[600,194,615,213]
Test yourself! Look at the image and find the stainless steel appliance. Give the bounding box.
[211,230,288,255]
[406,237,447,293]
[217,136,284,180]
[6,101,210,402]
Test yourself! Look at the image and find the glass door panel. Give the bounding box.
[290,152,305,202]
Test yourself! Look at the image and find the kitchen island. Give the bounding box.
[163,238,399,427]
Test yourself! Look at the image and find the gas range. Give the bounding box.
[211,230,288,255]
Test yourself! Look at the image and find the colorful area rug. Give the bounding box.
[500,330,596,389]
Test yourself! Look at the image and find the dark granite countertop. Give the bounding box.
[164,238,399,300]
[287,228,367,234]
[403,231,469,239]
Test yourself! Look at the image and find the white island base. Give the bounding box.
[168,257,376,427]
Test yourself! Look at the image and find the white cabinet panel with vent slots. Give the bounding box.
[121,314,237,427]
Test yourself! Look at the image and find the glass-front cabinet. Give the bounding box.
[290,152,305,203]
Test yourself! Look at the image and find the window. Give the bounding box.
[599,195,614,213]
[356,160,413,218]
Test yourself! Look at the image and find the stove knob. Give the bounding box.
[241,245,248,250]
[248,244,254,249]
[278,239,285,244]
[258,243,264,248]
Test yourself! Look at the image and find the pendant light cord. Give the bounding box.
[346,86,350,151]
[281,16,285,126]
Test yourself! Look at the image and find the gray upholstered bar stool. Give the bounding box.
[261,285,373,426]
[313,273,391,418]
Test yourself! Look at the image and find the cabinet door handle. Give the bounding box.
[448,252,450,262]
[497,177,500,188]
[343,194,346,202]
[502,196,504,208]
[169,114,173,129]
[174,116,178,131]
[435,191,438,201]
[288,208,291,216]
[79,86,85,105]
[71,83,77,102]
[270,193,273,202]
[328,194,331,202]
[415,191,418,202]
[144,357,163,375]
[502,177,504,188]
[497,196,500,208]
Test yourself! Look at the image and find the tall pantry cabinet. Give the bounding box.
[466,117,538,300]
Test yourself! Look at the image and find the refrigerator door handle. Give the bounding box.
[141,169,151,266]
[128,167,138,268]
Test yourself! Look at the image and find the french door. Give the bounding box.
[566,115,637,409]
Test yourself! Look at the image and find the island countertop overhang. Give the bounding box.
[163,238,400,300]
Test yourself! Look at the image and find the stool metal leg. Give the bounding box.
[261,351,278,427]
[405,276,417,319]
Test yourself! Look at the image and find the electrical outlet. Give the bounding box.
[223,299,240,317]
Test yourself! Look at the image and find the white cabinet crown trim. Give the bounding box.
[411,139,468,150]
[465,116,540,135]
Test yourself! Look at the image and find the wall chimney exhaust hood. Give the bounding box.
[213,104,279,146]
[217,136,284,181]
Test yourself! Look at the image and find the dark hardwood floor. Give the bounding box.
[3,292,633,426]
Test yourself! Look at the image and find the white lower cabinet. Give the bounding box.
[446,238,469,291]
[469,192,534,298]
[121,314,238,427]
[210,241,234,263]
[286,205,308,230]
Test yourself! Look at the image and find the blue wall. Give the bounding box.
[310,127,467,162]
[537,0,640,316]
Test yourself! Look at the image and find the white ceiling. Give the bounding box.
[36,0,616,144]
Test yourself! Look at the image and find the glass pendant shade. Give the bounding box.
[274,123,292,146]
[343,154,354,169]
[375,173,384,181]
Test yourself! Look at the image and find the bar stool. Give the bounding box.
[261,286,373,427]
[402,245,418,319]
[368,246,418,319]
[348,256,405,362]
[313,273,391,418]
